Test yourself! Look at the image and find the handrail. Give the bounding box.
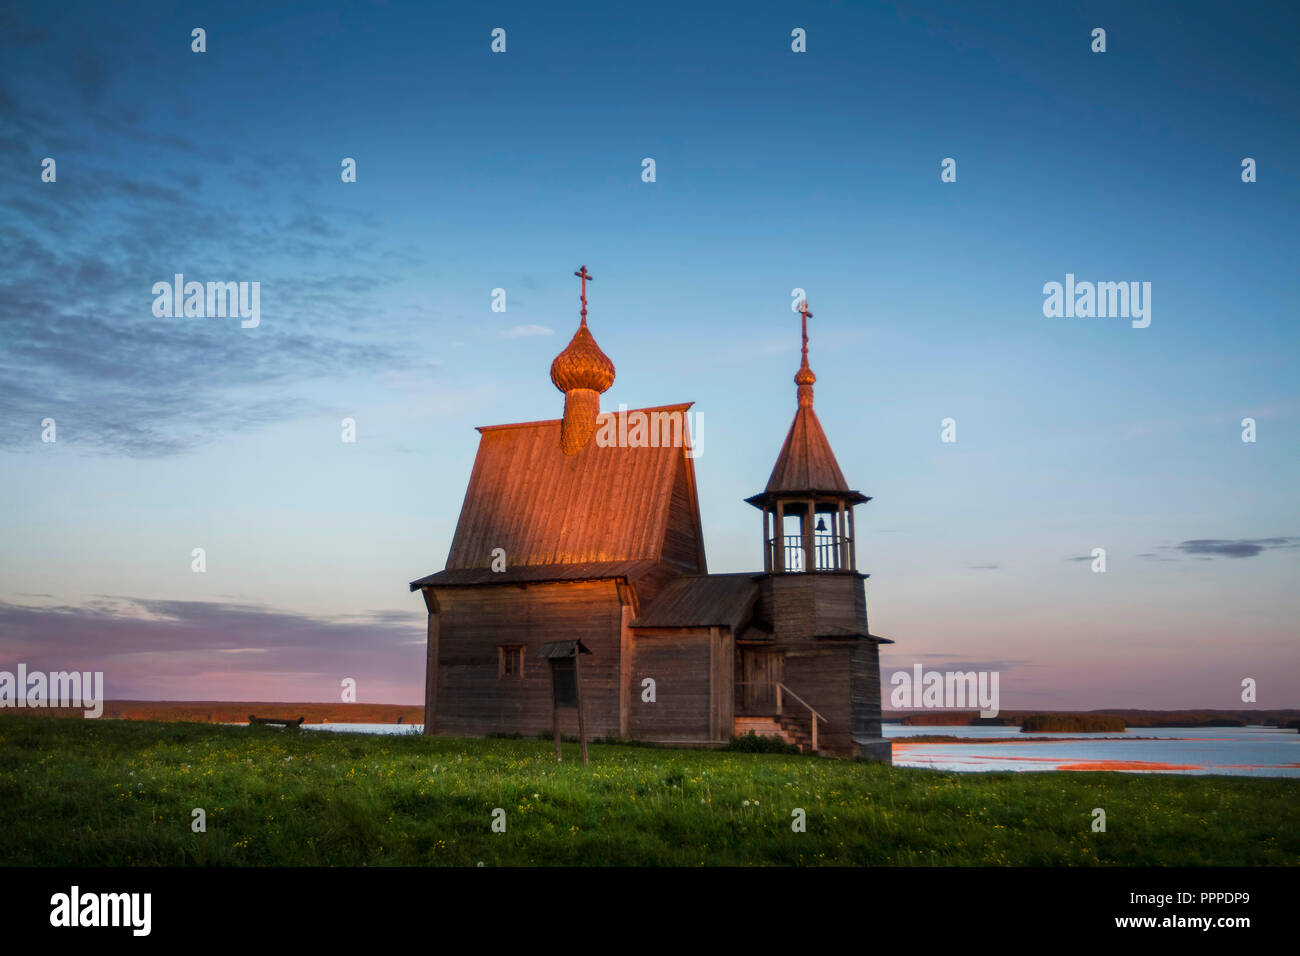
[775,682,826,726]
[735,680,826,751]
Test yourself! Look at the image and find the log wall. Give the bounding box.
[851,641,883,739]
[431,580,624,738]
[628,626,712,742]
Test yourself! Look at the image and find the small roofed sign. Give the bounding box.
[538,640,591,763]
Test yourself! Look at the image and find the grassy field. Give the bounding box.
[2,714,1297,866]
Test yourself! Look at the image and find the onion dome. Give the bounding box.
[550,323,615,394]
[551,266,614,455]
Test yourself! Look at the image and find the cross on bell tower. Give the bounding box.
[745,299,870,572]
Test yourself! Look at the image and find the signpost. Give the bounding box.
[538,640,592,764]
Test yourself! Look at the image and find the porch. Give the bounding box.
[734,669,826,753]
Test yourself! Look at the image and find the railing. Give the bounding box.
[735,681,828,752]
[779,533,842,571]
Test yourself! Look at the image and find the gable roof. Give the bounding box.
[410,404,704,590]
[630,573,760,630]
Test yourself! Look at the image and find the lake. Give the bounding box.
[298,722,1300,777]
[886,724,1300,777]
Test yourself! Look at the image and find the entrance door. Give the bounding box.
[740,648,784,714]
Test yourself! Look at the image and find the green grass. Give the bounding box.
[2,714,1296,866]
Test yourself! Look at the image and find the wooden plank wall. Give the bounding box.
[628,627,712,742]
[433,580,624,738]
[781,643,854,755]
[759,574,867,640]
[423,601,439,733]
[618,592,633,738]
[850,642,883,738]
[709,626,734,742]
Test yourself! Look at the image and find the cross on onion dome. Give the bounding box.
[574,265,593,325]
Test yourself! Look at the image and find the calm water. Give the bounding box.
[298,722,1300,777]
[303,723,425,736]
[885,724,1300,777]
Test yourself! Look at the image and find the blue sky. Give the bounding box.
[1,0,1297,708]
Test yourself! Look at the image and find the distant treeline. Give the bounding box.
[1089,710,1299,728]
[895,712,1126,732]
[1021,713,1126,733]
[24,701,424,725]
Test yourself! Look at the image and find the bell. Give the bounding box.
[815,516,826,533]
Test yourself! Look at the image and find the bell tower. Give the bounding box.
[745,300,869,572]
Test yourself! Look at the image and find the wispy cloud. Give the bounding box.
[1158,538,1299,559]
[0,597,424,700]
[0,26,437,458]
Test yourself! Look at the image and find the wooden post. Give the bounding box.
[832,504,842,572]
[617,582,634,739]
[848,506,857,570]
[708,626,718,741]
[804,498,815,570]
[422,588,440,735]
[775,501,785,572]
[762,507,772,572]
[553,686,562,761]
[812,718,818,754]
[574,653,589,765]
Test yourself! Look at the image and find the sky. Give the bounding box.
[1,0,1297,710]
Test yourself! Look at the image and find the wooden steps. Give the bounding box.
[734,715,813,752]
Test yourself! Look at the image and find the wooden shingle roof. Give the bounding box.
[746,404,869,507]
[630,573,760,630]
[409,404,704,590]
[410,560,659,590]
[765,404,851,494]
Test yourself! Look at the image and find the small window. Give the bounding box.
[498,644,526,679]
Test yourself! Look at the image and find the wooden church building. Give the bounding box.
[409,268,893,760]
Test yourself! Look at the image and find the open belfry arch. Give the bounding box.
[409,272,892,760]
